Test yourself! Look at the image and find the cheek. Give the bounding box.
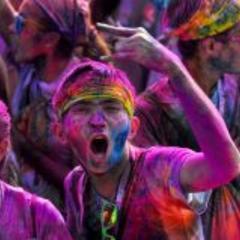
[220,46,240,71]
[63,116,86,148]
[19,32,41,50]
[19,31,34,44]
[111,121,130,150]
[108,116,130,165]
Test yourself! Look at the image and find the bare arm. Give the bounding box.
[97,24,240,193]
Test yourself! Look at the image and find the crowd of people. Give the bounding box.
[0,0,239,239]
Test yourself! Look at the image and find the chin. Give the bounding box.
[87,158,111,175]
[88,166,109,176]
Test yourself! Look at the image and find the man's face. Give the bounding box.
[62,98,131,175]
[10,0,51,63]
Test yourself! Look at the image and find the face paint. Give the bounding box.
[53,61,136,174]
[63,97,131,175]
[108,121,130,168]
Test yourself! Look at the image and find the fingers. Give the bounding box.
[97,22,144,37]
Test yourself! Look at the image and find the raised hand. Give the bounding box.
[97,23,181,74]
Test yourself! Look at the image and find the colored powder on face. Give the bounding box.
[152,0,170,10]
[108,121,130,167]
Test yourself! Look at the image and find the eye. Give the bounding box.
[104,104,122,113]
[70,104,91,114]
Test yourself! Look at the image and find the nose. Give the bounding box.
[89,110,106,129]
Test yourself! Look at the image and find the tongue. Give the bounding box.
[91,139,108,154]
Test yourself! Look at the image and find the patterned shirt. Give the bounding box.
[135,74,240,240]
[65,146,203,240]
[0,180,72,240]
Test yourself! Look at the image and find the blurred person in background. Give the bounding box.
[0,0,110,211]
[0,99,72,239]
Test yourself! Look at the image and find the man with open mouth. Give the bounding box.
[52,57,240,240]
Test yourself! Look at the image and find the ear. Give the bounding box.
[200,37,224,58]
[128,116,140,141]
[51,120,67,145]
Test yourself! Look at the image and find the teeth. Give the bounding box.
[95,136,105,139]
[93,136,107,141]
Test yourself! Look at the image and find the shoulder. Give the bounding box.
[141,146,196,176]
[144,146,195,161]
[1,180,33,204]
[130,145,195,162]
[129,145,195,174]
[140,147,197,199]
[1,181,64,223]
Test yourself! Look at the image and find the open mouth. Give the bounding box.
[90,137,108,155]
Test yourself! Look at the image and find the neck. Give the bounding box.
[35,54,71,83]
[183,56,221,96]
[90,145,131,200]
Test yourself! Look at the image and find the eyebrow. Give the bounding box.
[101,99,121,105]
[76,99,121,105]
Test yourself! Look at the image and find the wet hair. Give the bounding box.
[0,100,10,142]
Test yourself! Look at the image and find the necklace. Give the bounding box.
[100,162,131,240]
